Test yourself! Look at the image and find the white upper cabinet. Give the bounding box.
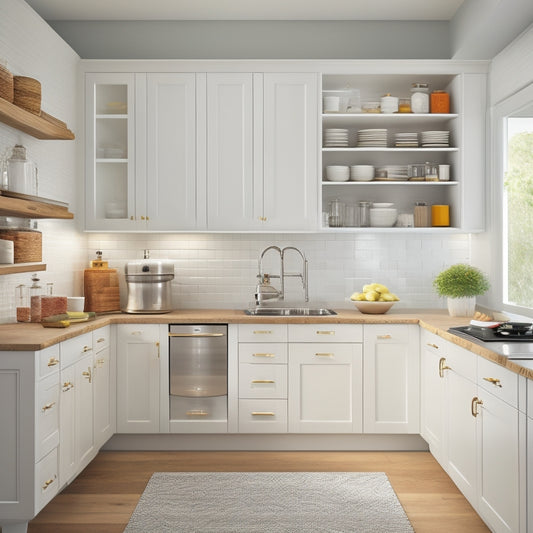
[262,73,319,230]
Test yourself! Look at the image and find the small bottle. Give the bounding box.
[15,284,30,322]
[359,201,372,227]
[414,202,431,227]
[29,273,43,322]
[411,83,429,114]
[425,162,439,181]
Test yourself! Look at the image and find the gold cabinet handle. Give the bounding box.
[156,341,160,359]
[253,353,275,358]
[253,330,273,335]
[47,357,60,367]
[258,216,267,222]
[315,352,334,357]
[96,358,105,367]
[252,411,275,416]
[62,381,74,392]
[471,396,483,417]
[41,401,56,412]
[483,377,502,388]
[427,343,440,349]
[141,216,146,220]
[251,379,275,384]
[186,410,208,417]
[130,215,134,220]
[316,330,335,335]
[82,367,92,383]
[82,345,92,353]
[96,337,106,343]
[377,334,392,339]
[169,333,225,337]
[42,475,57,490]
[439,357,452,378]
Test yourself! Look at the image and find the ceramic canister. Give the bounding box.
[431,205,450,226]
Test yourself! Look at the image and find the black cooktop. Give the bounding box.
[449,322,533,342]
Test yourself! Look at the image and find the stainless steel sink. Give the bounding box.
[244,307,337,316]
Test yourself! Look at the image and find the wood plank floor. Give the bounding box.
[27,451,490,532]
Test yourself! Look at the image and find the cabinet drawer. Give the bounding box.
[239,364,287,399]
[170,395,227,421]
[478,357,519,408]
[36,373,59,461]
[238,324,287,343]
[421,331,443,354]
[35,448,59,513]
[288,324,363,343]
[93,325,111,353]
[364,323,413,343]
[239,343,287,364]
[60,332,93,369]
[238,399,287,433]
[445,341,477,383]
[38,344,60,379]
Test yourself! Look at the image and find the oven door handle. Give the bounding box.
[168,333,225,337]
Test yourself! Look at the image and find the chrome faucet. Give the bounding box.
[254,246,308,305]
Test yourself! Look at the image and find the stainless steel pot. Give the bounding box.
[124,259,174,313]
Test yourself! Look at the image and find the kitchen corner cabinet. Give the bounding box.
[116,324,161,433]
[321,72,486,232]
[363,324,420,433]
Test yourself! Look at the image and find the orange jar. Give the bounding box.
[431,90,450,113]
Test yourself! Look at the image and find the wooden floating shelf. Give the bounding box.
[0,262,46,276]
[0,195,73,219]
[0,98,74,140]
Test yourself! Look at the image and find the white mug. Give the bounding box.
[438,165,450,181]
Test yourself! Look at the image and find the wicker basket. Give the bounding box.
[13,76,41,115]
[0,64,14,102]
[0,230,42,263]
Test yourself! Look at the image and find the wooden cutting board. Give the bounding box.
[83,268,120,312]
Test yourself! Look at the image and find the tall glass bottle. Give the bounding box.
[29,273,43,322]
[15,284,30,322]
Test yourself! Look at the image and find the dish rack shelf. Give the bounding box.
[0,262,46,276]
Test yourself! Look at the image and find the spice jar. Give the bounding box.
[29,273,43,322]
[410,83,429,114]
[431,90,450,113]
[414,202,431,227]
[398,98,412,113]
[424,162,439,181]
[380,94,398,114]
[15,284,30,322]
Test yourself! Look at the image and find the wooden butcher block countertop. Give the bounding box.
[0,308,532,380]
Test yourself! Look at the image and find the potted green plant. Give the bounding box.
[433,263,490,317]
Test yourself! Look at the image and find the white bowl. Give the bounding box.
[326,166,350,181]
[372,202,394,208]
[67,297,85,312]
[350,165,374,181]
[353,301,395,314]
[369,207,397,227]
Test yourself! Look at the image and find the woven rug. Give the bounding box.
[124,471,414,532]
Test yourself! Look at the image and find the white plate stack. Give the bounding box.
[357,129,388,147]
[394,132,418,147]
[421,130,450,147]
[324,128,350,147]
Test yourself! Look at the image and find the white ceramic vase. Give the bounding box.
[447,296,476,317]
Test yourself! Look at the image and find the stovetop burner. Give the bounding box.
[449,322,533,342]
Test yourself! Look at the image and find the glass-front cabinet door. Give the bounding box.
[85,73,137,230]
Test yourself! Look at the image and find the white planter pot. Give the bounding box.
[447,296,476,317]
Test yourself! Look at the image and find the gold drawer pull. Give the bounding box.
[82,367,92,383]
[62,381,74,392]
[315,352,334,357]
[97,337,106,343]
[41,402,56,412]
[253,330,273,335]
[377,334,392,339]
[47,357,59,367]
[96,358,105,367]
[82,345,92,353]
[42,475,56,490]
[439,357,452,378]
[252,411,275,416]
[316,330,335,335]
[427,343,439,349]
[471,396,483,417]
[483,377,502,388]
[251,379,275,384]
[253,353,275,358]
[186,410,208,416]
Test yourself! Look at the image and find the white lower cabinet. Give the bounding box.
[363,324,420,433]
[116,324,161,433]
[287,324,363,433]
[420,332,526,533]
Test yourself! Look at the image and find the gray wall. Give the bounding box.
[48,20,450,59]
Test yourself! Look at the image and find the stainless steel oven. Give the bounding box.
[168,324,227,429]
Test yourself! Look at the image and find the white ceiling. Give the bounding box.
[25,0,466,21]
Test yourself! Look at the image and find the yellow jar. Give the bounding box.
[431,205,450,226]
